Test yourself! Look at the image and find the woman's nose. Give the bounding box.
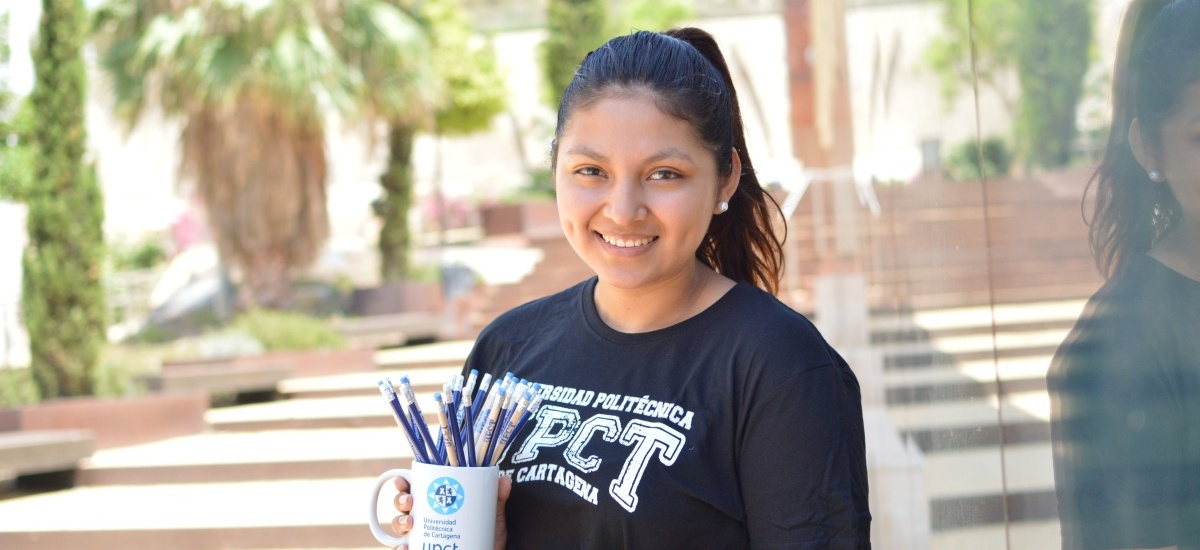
[604,178,647,225]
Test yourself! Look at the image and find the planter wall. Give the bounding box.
[0,391,207,450]
[481,201,562,240]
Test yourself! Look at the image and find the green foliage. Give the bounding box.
[923,0,1019,112]
[0,29,34,203]
[109,237,167,271]
[376,0,507,283]
[0,136,33,202]
[376,125,416,282]
[540,0,608,108]
[942,137,1013,182]
[231,309,345,351]
[924,0,1094,169]
[424,0,508,136]
[1013,0,1094,169]
[0,368,39,408]
[24,0,107,399]
[615,0,694,34]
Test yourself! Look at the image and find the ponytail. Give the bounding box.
[663,28,785,295]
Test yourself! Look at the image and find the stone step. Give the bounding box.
[205,395,440,432]
[0,478,393,549]
[279,365,464,399]
[78,428,415,486]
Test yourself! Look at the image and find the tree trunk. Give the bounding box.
[376,124,417,283]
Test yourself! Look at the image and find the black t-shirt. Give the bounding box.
[463,277,871,549]
[1049,255,1200,550]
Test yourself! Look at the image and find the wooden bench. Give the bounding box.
[141,362,294,404]
[0,430,94,490]
[332,312,441,350]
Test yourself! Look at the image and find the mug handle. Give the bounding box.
[368,468,412,547]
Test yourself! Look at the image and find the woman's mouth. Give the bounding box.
[597,232,657,248]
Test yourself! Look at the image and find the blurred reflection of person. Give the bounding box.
[1048,1,1200,549]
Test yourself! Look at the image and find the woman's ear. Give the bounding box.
[1129,118,1160,176]
[720,148,742,204]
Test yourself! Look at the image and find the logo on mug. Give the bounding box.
[426,477,465,515]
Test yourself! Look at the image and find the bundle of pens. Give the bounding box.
[377,370,544,467]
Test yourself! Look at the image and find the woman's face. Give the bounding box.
[1146,82,1200,228]
[553,92,738,292]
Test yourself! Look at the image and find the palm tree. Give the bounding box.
[92,0,436,309]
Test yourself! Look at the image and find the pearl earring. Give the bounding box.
[717,201,729,214]
[1149,170,1164,182]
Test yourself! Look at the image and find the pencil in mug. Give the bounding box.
[434,393,459,466]
[443,382,467,467]
[488,387,535,466]
[398,376,443,465]
[494,393,543,464]
[475,385,507,466]
[377,380,431,464]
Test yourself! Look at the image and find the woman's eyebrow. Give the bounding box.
[645,147,696,165]
[561,145,696,164]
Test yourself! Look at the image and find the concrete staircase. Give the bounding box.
[0,342,469,550]
[0,304,1080,549]
[471,236,594,332]
[873,299,1086,549]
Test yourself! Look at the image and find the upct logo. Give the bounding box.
[425,477,465,515]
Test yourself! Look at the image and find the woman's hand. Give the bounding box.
[390,474,513,550]
[493,474,512,550]
[389,477,415,549]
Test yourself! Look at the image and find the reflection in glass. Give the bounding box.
[1048,1,1200,549]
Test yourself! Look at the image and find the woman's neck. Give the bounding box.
[592,261,735,333]
[1149,218,1200,282]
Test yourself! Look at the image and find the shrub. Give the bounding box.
[231,309,345,352]
[943,137,1013,182]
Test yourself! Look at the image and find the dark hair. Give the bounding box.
[550,28,785,294]
[1087,0,1200,277]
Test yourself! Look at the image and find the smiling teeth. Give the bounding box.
[602,235,654,248]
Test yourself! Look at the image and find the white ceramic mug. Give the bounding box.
[368,462,499,549]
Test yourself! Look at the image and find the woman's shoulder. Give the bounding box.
[723,282,825,338]
[719,282,842,370]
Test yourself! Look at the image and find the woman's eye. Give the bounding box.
[576,166,603,177]
[649,169,681,181]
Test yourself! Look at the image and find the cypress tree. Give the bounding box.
[540,0,607,108]
[23,0,106,398]
[1013,0,1093,169]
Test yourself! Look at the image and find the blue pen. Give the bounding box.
[377,380,430,464]
[398,376,443,465]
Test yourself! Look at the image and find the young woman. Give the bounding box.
[1048,1,1200,548]
[392,27,871,549]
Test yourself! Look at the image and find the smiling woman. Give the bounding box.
[389,27,871,550]
[554,93,741,331]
